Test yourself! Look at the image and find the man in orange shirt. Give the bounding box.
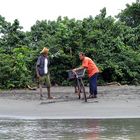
[73,52,99,98]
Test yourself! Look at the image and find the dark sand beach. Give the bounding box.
[0,86,140,119]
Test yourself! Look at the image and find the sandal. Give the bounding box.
[48,96,55,100]
[87,94,94,99]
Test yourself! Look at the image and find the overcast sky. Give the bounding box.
[0,0,136,31]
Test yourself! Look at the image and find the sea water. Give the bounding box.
[0,118,140,140]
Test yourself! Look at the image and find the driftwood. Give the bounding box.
[100,82,121,86]
[27,82,122,91]
[27,85,37,90]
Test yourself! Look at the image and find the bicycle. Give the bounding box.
[67,69,87,102]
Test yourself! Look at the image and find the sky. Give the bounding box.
[0,0,136,31]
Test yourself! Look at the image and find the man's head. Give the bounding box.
[40,47,49,56]
[79,52,85,61]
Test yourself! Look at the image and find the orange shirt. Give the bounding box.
[82,57,99,78]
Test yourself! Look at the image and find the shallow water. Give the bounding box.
[0,118,140,140]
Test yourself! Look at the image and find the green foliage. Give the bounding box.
[0,46,34,88]
[117,1,140,28]
[0,1,140,89]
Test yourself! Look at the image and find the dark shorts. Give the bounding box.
[39,74,51,88]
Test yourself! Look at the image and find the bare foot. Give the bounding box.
[48,96,55,99]
[40,94,43,100]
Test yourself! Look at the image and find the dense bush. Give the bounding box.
[0,1,140,89]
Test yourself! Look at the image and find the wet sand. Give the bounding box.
[0,86,140,119]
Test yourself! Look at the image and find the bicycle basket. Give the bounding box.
[67,69,86,79]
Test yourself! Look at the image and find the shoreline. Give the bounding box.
[0,86,140,119]
[0,115,140,120]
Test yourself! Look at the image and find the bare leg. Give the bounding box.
[47,87,53,99]
[75,86,78,93]
[39,84,43,99]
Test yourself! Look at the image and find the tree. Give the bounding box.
[117,1,140,28]
[0,16,28,53]
[0,5,140,89]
